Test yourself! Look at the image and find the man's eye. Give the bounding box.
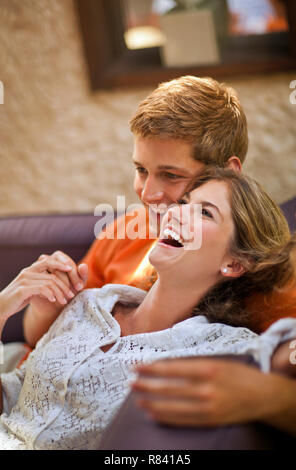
[202,208,213,218]
[163,173,182,180]
[135,167,147,175]
[177,198,188,205]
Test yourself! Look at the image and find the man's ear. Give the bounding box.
[221,260,246,278]
[226,156,242,174]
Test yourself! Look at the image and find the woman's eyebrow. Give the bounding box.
[202,201,223,219]
[191,200,223,220]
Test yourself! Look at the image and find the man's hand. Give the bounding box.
[132,358,296,432]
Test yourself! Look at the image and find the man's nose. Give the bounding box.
[141,177,164,204]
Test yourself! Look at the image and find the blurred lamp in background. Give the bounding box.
[124,26,165,49]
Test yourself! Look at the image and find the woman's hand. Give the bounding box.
[0,256,81,322]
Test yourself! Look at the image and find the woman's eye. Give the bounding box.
[202,208,213,218]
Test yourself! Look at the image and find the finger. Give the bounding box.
[132,377,209,401]
[25,273,72,305]
[77,264,88,284]
[136,358,218,381]
[52,270,75,293]
[38,254,48,261]
[21,284,57,304]
[26,272,75,301]
[38,278,68,306]
[137,397,209,426]
[65,266,85,292]
[32,258,73,274]
[52,252,85,292]
[50,269,82,297]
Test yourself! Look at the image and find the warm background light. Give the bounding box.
[124,26,166,49]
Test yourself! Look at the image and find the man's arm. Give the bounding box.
[271,338,296,378]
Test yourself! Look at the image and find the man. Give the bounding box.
[23,76,296,435]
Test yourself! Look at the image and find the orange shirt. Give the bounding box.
[81,209,156,291]
[81,211,296,333]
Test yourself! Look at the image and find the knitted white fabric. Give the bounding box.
[1,284,296,450]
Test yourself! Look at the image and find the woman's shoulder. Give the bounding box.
[171,315,258,346]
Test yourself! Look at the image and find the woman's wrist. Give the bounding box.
[0,291,10,321]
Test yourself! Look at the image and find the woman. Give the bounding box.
[0,168,295,449]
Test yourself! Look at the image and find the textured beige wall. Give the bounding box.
[0,0,295,217]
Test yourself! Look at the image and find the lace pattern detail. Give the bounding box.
[1,284,296,450]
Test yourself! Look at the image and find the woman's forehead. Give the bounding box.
[189,181,232,214]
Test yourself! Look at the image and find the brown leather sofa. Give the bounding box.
[0,197,295,449]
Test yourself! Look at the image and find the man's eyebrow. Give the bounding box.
[157,165,191,173]
[133,160,192,174]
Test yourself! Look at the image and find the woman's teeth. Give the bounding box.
[161,228,184,247]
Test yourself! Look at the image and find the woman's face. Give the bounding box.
[149,180,236,285]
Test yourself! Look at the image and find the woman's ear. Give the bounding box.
[221,260,246,278]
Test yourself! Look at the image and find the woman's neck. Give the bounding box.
[120,275,213,336]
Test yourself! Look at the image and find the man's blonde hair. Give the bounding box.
[130,75,248,166]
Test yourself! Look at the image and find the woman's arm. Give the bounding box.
[0,256,83,413]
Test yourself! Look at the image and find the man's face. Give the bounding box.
[132,137,204,235]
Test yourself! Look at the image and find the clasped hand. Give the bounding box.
[0,251,88,322]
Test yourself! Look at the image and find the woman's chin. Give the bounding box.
[148,240,184,270]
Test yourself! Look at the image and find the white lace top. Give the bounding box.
[1,284,296,450]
